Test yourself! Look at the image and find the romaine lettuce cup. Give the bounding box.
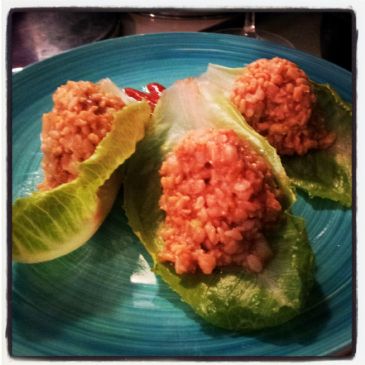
[200,63,352,208]
[124,78,315,331]
[12,80,151,263]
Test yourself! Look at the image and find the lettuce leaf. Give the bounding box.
[124,78,314,331]
[282,83,352,207]
[201,64,352,207]
[13,101,150,263]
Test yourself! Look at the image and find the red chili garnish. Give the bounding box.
[147,94,159,104]
[146,83,166,96]
[124,83,166,109]
[124,88,148,101]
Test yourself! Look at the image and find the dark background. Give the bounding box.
[10,10,354,72]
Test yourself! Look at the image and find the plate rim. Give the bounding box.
[12,32,352,80]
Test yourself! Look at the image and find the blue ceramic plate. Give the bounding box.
[11,33,353,357]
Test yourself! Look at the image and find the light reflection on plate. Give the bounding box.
[130,255,157,285]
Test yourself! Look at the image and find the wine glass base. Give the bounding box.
[214,28,294,49]
[255,30,294,48]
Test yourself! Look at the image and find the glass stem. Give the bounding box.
[241,12,257,38]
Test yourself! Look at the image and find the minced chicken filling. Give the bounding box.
[231,57,336,155]
[39,81,125,190]
[158,129,283,275]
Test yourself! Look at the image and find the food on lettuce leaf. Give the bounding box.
[159,128,282,275]
[230,57,336,156]
[124,78,314,331]
[200,59,352,207]
[12,79,151,263]
[39,80,126,190]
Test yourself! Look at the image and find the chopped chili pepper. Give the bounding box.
[124,83,166,109]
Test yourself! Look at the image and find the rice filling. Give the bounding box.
[39,81,125,190]
[231,57,336,155]
[158,128,283,275]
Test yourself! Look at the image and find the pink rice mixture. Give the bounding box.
[158,129,282,275]
[38,81,125,190]
[231,57,335,155]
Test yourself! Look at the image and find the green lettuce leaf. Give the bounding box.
[13,101,150,263]
[201,64,352,207]
[124,78,314,331]
[282,83,352,207]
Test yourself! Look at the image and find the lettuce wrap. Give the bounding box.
[200,64,352,207]
[12,89,151,263]
[124,78,315,331]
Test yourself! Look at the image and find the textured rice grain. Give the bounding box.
[158,129,282,275]
[231,57,335,155]
[39,81,124,190]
